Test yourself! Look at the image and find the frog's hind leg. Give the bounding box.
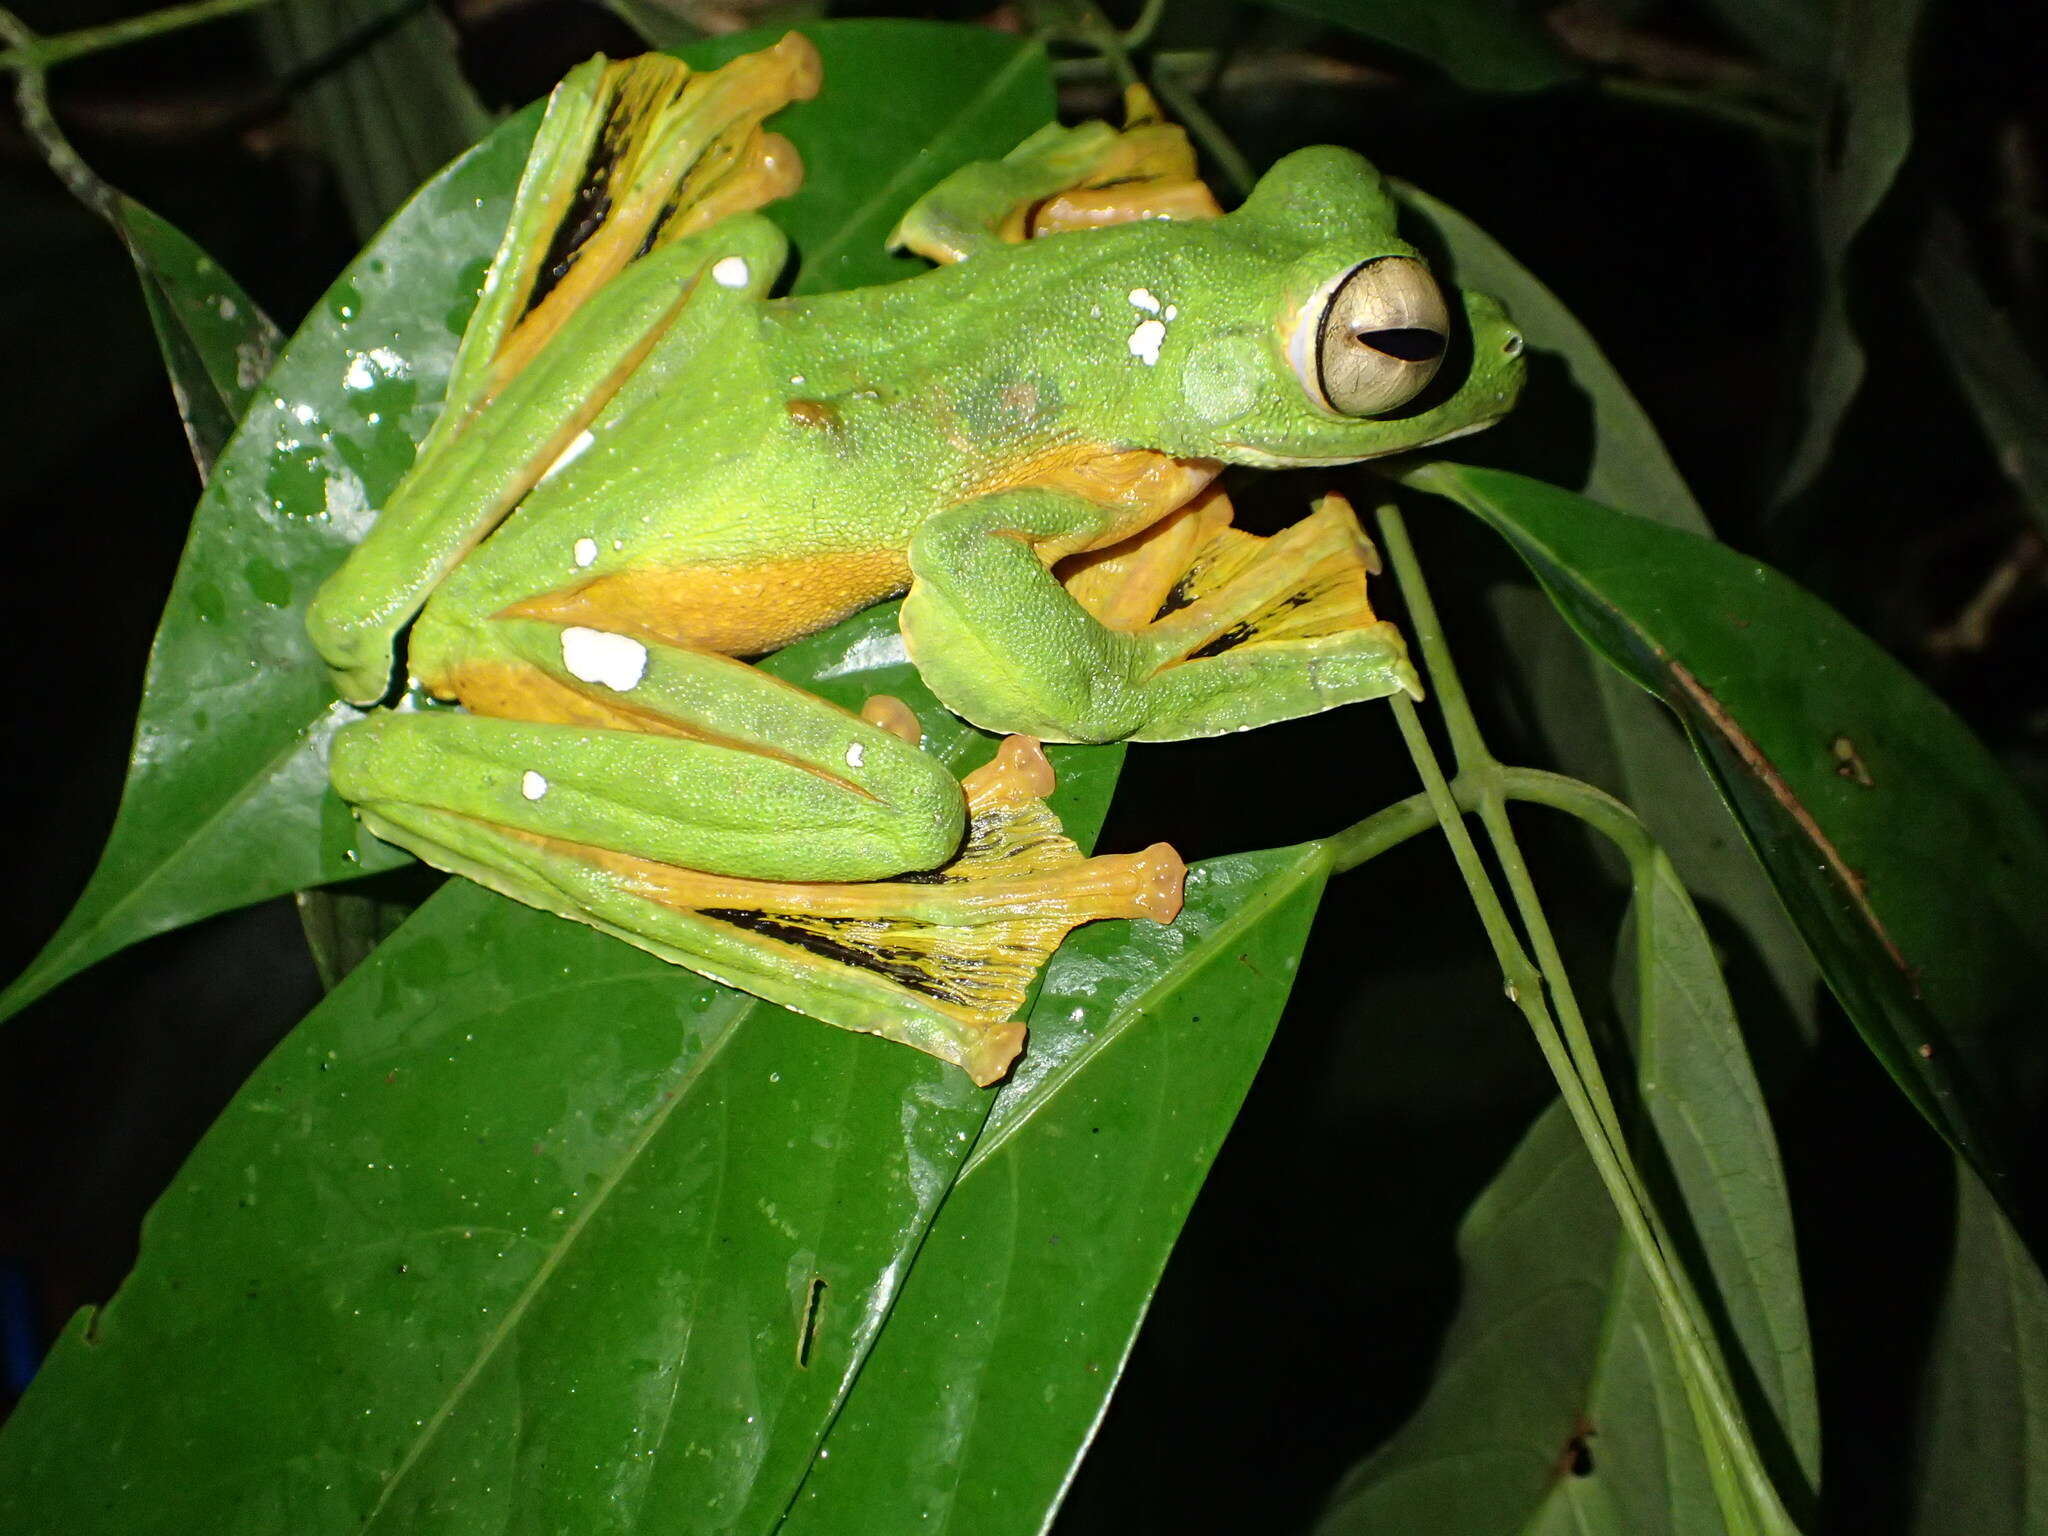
[333,621,1180,1083]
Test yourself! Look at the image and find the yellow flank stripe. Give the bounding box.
[504,546,913,657]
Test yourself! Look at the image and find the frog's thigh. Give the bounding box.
[335,626,964,883]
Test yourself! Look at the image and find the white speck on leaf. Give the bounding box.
[561,627,648,691]
[712,256,751,288]
[1127,319,1167,366]
[573,537,598,568]
[540,429,595,483]
[1128,287,1161,314]
[521,771,549,800]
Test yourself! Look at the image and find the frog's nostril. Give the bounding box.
[1504,333,1525,357]
[1353,327,1446,363]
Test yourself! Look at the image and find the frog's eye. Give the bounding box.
[1293,257,1450,417]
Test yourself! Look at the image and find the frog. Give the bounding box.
[305,34,1525,1085]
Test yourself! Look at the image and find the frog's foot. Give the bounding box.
[890,83,1220,265]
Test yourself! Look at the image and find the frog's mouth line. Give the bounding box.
[1222,415,1502,469]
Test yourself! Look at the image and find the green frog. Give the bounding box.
[306,35,1525,1082]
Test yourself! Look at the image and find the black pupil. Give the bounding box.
[1352,327,1445,363]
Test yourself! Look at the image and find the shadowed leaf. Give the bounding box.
[1411,462,2048,1215]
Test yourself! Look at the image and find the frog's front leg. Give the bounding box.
[902,489,1420,744]
[331,615,1179,1083]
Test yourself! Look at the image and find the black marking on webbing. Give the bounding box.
[697,908,975,1003]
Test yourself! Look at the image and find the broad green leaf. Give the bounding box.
[1915,208,2048,540]
[258,0,492,242]
[1912,1159,2048,1535]
[1775,0,1926,505]
[1261,0,1578,93]
[1401,185,1821,1040]
[0,591,1126,1533]
[1,22,1057,1023]
[786,844,1329,1532]
[113,202,283,477]
[1410,462,2048,1209]
[1320,848,1814,1533]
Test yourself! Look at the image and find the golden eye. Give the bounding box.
[1297,257,1449,417]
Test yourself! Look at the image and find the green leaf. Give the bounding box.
[258,0,493,242]
[0,588,1130,1533]
[111,200,283,478]
[1775,0,1927,505]
[1320,848,1814,1533]
[1,21,1057,1023]
[1914,207,2048,541]
[1410,461,2048,1210]
[1260,0,1578,93]
[785,844,1329,1531]
[1912,1159,2048,1534]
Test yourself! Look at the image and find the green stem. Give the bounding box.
[1324,767,1650,875]
[0,8,114,216]
[1373,502,1797,1534]
[1377,506,1632,1170]
[1120,0,1169,51]
[0,0,275,72]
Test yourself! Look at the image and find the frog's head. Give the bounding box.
[1119,146,1525,466]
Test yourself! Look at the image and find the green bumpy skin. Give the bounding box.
[306,46,1526,1081]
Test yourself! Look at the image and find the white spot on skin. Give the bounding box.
[790,375,806,386]
[521,771,549,800]
[561,627,649,691]
[1164,304,1178,321]
[846,742,865,769]
[1127,318,1167,366]
[539,429,595,483]
[1128,287,1161,314]
[573,537,598,568]
[712,256,751,288]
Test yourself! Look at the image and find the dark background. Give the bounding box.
[2,2,2041,1529]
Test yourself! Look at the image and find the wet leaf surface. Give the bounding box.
[786,844,1328,1532]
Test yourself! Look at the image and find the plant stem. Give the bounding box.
[0,0,275,73]
[1372,499,1797,1534]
